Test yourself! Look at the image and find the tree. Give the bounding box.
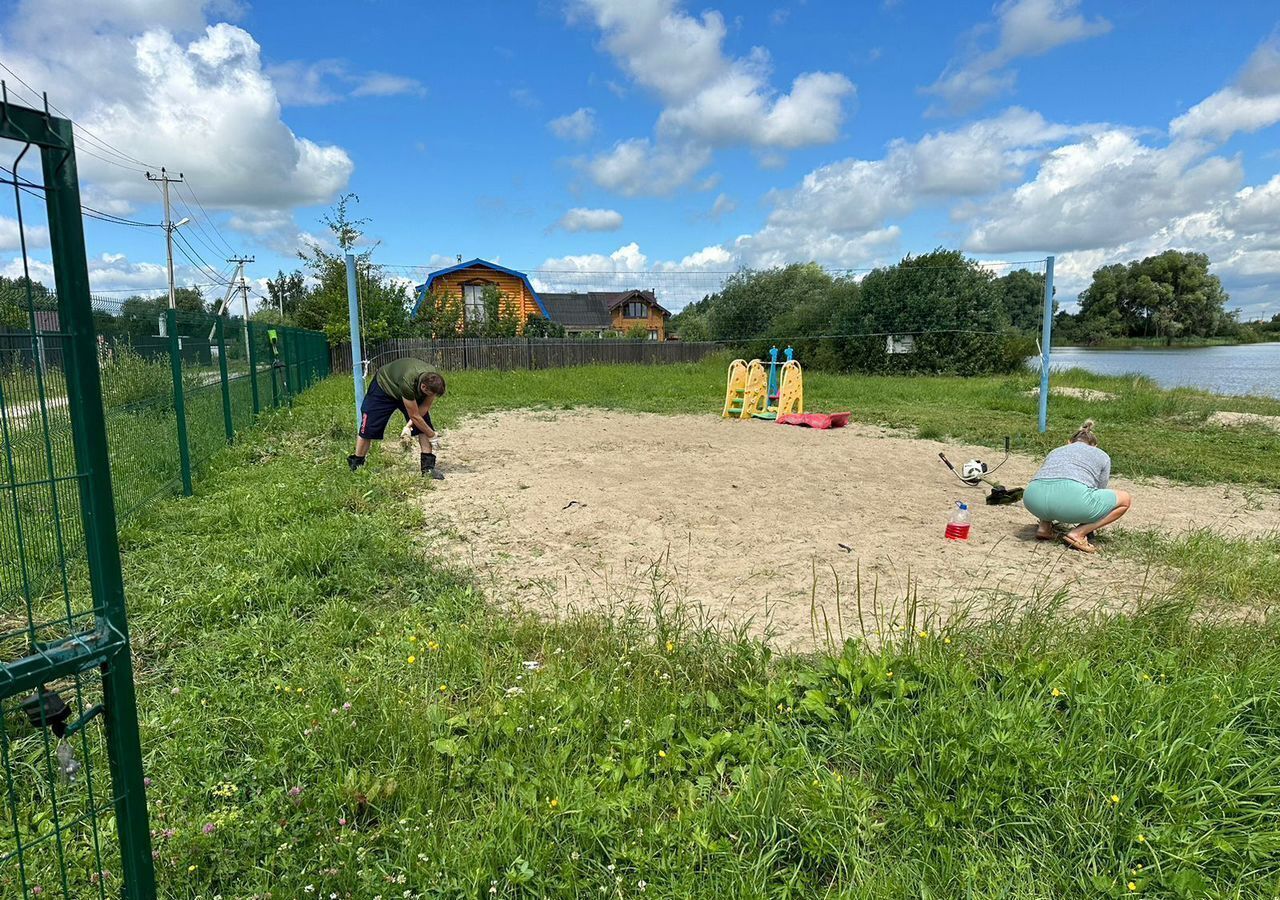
[0,275,55,328]
[624,323,649,340]
[1068,251,1232,344]
[294,193,408,343]
[830,249,1022,374]
[265,270,309,320]
[523,315,566,338]
[996,268,1051,334]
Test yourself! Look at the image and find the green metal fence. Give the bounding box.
[0,97,329,898]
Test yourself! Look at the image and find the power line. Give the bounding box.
[172,229,233,285]
[0,62,163,170]
[180,178,238,256]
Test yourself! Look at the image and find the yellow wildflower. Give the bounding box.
[918,631,928,639]
[1110,794,1120,804]
[665,641,674,653]
[409,635,418,643]
[1052,688,1062,698]
[407,655,416,665]
[188,865,197,873]
[658,749,667,758]
[1127,882,1137,892]
[438,684,448,693]
[549,798,559,809]
[1136,834,1146,843]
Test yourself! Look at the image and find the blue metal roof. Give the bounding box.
[411,258,548,318]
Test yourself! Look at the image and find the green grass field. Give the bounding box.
[8,367,1280,898]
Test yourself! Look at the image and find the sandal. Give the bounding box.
[1062,534,1096,554]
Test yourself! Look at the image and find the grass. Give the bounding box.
[6,376,1280,897]
[426,358,1280,488]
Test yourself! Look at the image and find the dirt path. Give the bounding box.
[412,410,1280,649]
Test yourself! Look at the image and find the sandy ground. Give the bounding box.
[1208,411,1280,433]
[411,411,1280,649]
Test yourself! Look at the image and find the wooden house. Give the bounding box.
[539,289,670,340]
[412,259,548,332]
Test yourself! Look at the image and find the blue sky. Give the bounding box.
[2,0,1279,316]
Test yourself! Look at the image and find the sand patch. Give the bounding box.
[415,410,1279,649]
[1207,411,1280,433]
[1025,386,1118,402]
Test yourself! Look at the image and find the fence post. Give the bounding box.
[345,252,364,430]
[44,115,158,898]
[1038,255,1055,434]
[167,308,193,496]
[247,321,261,417]
[216,317,234,443]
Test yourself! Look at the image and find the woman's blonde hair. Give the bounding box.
[1069,418,1098,446]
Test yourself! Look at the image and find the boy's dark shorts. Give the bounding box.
[358,381,432,440]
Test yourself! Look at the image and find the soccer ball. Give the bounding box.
[961,459,988,484]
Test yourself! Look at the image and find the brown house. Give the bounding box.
[539,289,670,340]
[412,259,548,332]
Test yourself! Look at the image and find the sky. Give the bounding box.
[1,0,1279,318]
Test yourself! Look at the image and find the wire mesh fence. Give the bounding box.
[1,96,155,899]
[1,96,329,896]
[331,336,724,375]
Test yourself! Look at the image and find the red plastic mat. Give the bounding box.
[777,412,851,429]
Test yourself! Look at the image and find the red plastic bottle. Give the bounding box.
[945,501,971,541]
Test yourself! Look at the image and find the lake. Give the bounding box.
[1047,343,1280,399]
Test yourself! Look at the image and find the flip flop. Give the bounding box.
[1062,534,1096,554]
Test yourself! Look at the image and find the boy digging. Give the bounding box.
[348,357,446,479]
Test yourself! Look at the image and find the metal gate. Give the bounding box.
[1,97,155,896]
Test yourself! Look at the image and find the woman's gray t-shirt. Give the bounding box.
[1031,442,1111,490]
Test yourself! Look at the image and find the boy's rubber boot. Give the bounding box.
[420,452,444,480]
[347,454,365,472]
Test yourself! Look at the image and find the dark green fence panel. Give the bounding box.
[0,100,330,898]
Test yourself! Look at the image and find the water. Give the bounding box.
[1047,343,1280,399]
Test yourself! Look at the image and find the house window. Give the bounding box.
[623,300,648,319]
[648,329,658,341]
[463,283,488,323]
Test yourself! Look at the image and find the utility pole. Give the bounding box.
[145,167,185,309]
[207,256,254,346]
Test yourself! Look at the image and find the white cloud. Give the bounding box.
[548,107,597,142]
[708,193,737,220]
[553,207,624,232]
[2,250,218,296]
[583,139,712,197]
[734,108,1070,267]
[266,60,426,106]
[1171,37,1280,141]
[925,0,1111,114]
[964,132,1242,253]
[577,0,853,148]
[0,2,355,252]
[351,72,426,99]
[0,217,50,252]
[570,0,855,193]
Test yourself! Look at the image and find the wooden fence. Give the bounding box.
[329,337,724,374]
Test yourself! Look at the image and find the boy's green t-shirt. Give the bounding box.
[374,358,432,401]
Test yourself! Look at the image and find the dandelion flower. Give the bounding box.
[407,655,416,665]
[438,684,447,693]
[658,750,667,758]
[918,631,928,639]
[1110,794,1120,804]
[1052,688,1062,698]
[1136,834,1146,843]
[549,798,559,809]
[665,641,674,653]
[1127,882,1137,892]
